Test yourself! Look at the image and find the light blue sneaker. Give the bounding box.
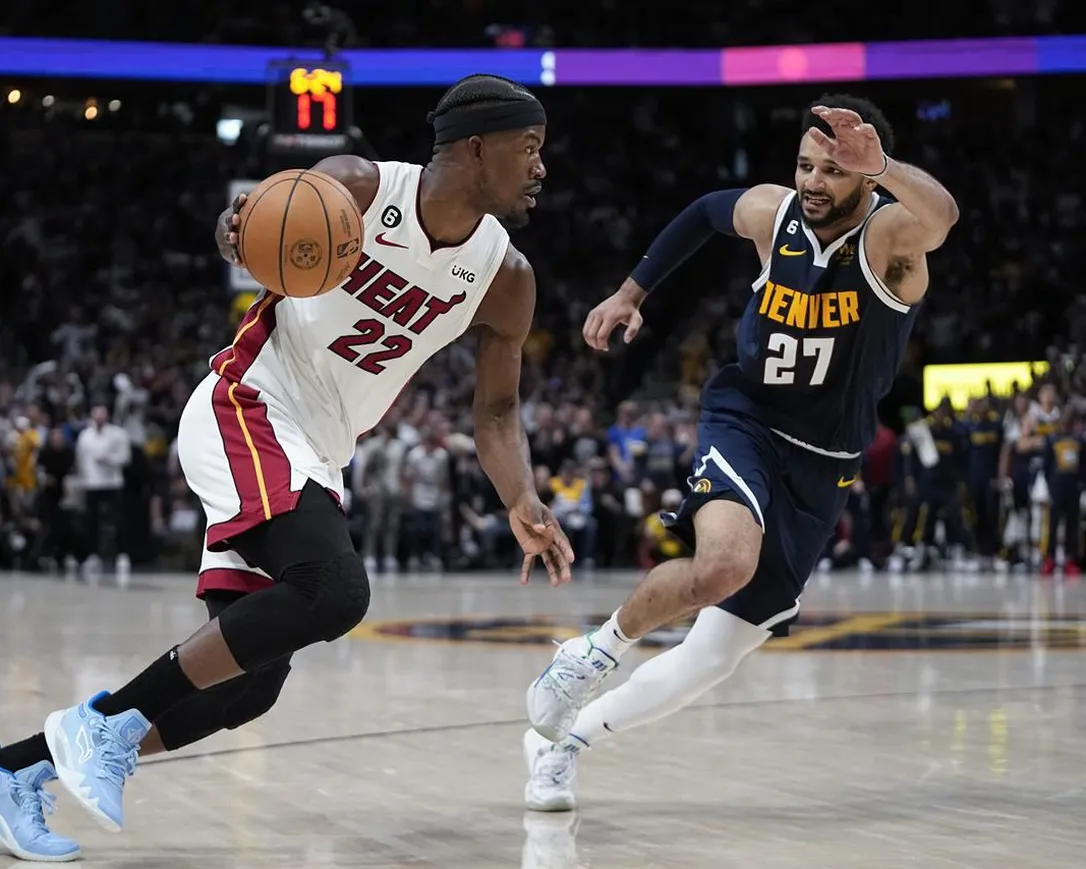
[0,761,81,862]
[43,691,150,833]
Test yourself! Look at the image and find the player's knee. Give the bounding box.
[282,551,371,641]
[690,545,758,606]
[222,661,292,730]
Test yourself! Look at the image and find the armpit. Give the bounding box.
[884,256,915,291]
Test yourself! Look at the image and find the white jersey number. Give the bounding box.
[763,333,835,386]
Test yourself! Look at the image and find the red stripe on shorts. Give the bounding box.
[197,568,275,599]
[205,293,299,552]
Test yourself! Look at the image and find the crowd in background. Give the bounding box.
[2,0,1074,49]
[1,25,1083,579]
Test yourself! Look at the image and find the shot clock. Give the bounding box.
[266,58,352,154]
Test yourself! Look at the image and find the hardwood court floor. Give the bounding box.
[1,567,1084,867]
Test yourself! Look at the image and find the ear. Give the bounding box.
[468,135,485,164]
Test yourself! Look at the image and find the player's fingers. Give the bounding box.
[806,127,833,148]
[623,310,643,344]
[820,107,861,128]
[232,193,247,213]
[594,312,617,350]
[520,553,536,585]
[857,123,877,138]
[586,311,609,350]
[595,316,618,351]
[540,548,565,587]
[555,527,575,563]
[582,310,599,343]
[550,544,573,584]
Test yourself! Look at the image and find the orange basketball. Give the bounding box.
[237,169,364,297]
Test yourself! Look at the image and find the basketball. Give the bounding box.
[237,169,364,297]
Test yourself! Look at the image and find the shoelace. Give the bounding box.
[542,658,585,701]
[536,749,574,785]
[90,718,139,789]
[11,780,56,834]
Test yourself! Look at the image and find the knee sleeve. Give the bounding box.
[154,659,292,750]
[221,659,293,730]
[282,552,371,641]
[218,553,371,670]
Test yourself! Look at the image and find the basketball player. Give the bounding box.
[523,95,959,810]
[0,74,573,860]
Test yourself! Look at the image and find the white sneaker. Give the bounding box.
[523,730,577,812]
[526,633,617,742]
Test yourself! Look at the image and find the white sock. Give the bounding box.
[569,607,770,747]
[588,609,637,662]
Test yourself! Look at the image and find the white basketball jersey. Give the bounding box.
[213,161,510,467]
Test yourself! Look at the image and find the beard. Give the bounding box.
[802,183,864,228]
[498,209,530,230]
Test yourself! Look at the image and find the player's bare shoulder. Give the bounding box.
[734,184,792,260]
[311,155,381,215]
[472,244,536,338]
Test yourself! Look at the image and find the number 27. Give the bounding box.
[764,333,835,386]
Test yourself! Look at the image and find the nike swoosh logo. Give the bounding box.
[375,232,408,249]
[837,475,858,488]
[778,245,806,257]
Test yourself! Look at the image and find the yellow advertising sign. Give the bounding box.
[923,361,1050,410]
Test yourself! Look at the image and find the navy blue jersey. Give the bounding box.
[964,410,1003,482]
[704,191,920,456]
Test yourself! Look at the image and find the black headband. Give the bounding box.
[430,100,547,146]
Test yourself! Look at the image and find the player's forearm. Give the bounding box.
[473,399,535,509]
[874,159,959,234]
[628,189,745,293]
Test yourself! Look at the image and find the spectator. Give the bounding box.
[351,425,408,573]
[549,460,597,568]
[75,404,131,579]
[402,427,450,570]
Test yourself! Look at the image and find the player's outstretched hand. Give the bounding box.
[510,495,575,587]
[808,106,888,176]
[216,193,247,266]
[583,279,646,351]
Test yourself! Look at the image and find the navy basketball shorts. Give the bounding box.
[663,409,860,636]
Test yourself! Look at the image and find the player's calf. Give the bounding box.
[150,658,293,753]
[527,499,761,742]
[44,554,367,834]
[617,499,762,641]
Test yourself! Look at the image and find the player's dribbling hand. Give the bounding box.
[808,106,888,177]
[510,496,575,587]
[583,279,646,351]
[216,193,247,266]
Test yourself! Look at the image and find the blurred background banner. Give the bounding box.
[1,35,1084,85]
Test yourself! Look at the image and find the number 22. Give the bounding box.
[328,318,413,374]
[763,333,835,386]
